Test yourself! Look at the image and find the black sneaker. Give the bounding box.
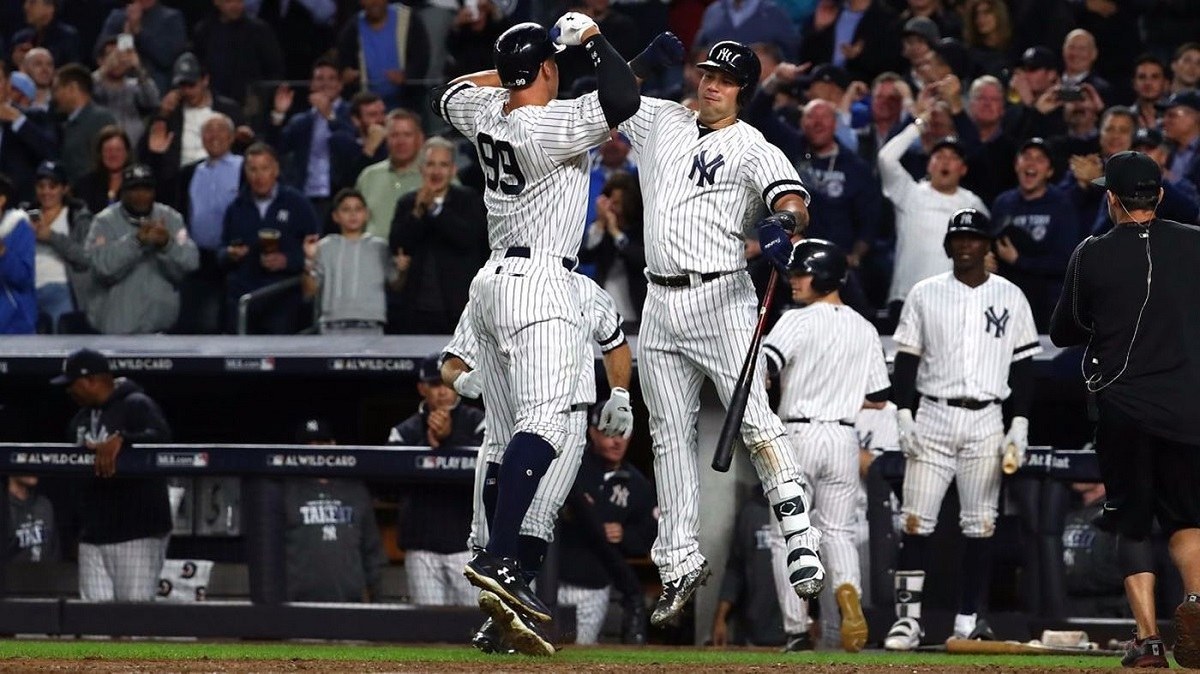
[650,561,711,627]
[1121,634,1168,668]
[478,590,555,657]
[464,550,552,623]
[781,632,815,652]
[621,597,648,645]
[471,618,514,655]
[1174,594,1200,668]
[968,618,996,641]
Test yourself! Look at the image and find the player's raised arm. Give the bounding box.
[553,12,640,128]
[628,32,685,87]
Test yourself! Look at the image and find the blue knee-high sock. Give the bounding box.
[482,461,501,532]
[960,537,993,615]
[486,432,555,559]
[518,535,549,584]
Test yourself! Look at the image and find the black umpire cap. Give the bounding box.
[1093,151,1161,201]
[51,348,111,385]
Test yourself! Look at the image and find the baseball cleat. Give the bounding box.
[1121,633,1168,668]
[884,616,923,651]
[478,591,555,657]
[780,632,815,652]
[650,561,711,627]
[789,529,825,599]
[620,597,648,645]
[471,617,514,655]
[835,583,868,653]
[464,550,552,623]
[1173,595,1200,668]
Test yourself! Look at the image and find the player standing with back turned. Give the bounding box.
[762,239,891,653]
[432,12,640,654]
[614,39,826,626]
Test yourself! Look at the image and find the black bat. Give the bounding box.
[712,270,780,472]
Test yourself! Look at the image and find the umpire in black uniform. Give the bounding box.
[1050,150,1200,669]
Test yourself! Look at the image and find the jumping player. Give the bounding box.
[441,275,633,655]
[884,208,1039,649]
[762,239,890,653]
[432,12,639,648]
[613,39,826,626]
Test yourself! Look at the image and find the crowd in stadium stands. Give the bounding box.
[0,0,1196,336]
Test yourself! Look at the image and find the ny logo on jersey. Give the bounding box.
[689,150,726,187]
[609,484,630,509]
[984,306,1010,338]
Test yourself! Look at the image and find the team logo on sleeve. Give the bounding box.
[984,306,1010,338]
[689,150,726,187]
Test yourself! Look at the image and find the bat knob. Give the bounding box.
[1002,442,1019,475]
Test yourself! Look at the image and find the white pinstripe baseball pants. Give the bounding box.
[469,257,588,454]
[903,400,1004,538]
[78,536,168,602]
[469,409,588,549]
[640,272,805,582]
[405,549,476,606]
[558,583,611,644]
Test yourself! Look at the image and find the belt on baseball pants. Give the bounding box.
[785,417,854,427]
[503,246,575,271]
[921,396,1001,411]
[646,270,728,287]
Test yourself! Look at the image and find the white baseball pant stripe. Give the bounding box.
[787,422,862,592]
[405,549,476,606]
[78,536,168,602]
[470,257,587,455]
[558,583,611,644]
[641,271,803,581]
[903,400,1004,538]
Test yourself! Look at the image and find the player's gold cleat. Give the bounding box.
[835,583,868,653]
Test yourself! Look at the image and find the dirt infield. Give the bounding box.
[0,661,1119,674]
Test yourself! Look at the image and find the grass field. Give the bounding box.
[0,640,1139,672]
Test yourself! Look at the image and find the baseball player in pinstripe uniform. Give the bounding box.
[432,13,640,654]
[884,208,1040,650]
[612,39,826,627]
[442,274,633,655]
[762,239,890,653]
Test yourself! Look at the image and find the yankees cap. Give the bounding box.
[419,354,442,383]
[295,417,335,443]
[51,348,111,385]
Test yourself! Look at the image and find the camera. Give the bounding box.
[1058,85,1084,102]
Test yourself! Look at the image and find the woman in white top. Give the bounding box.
[26,161,94,332]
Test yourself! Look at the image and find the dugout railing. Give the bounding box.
[0,442,576,641]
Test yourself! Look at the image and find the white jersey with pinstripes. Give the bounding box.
[439,82,613,257]
[878,123,989,302]
[894,272,1041,400]
[618,97,809,274]
[763,303,890,422]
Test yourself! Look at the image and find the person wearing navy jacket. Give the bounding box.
[990,137,1079,331]
[219,143,319,334]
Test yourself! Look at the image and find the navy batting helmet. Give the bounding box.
[696,41,760,105]
[494,22,564,89]
[943,208,993,256]
[788,238,848,294]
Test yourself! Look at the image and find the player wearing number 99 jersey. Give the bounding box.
[431,13,640,654]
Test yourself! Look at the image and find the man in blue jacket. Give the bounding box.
[220,143,319,334]
[990,137,1079,330]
